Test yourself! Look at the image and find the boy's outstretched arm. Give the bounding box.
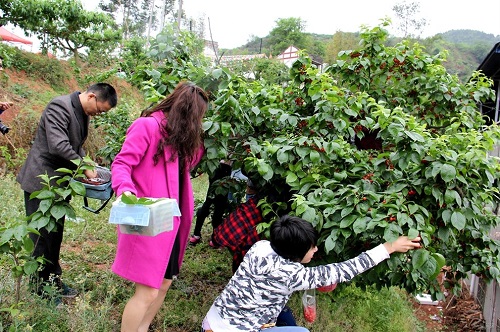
[384,236,421,254]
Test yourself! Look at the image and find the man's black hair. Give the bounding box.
[270,215,318,262]
[87,83,118,108]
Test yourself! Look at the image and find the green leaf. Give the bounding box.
[208,122,220,135]
[404,130,425,142]
[341,207,354,218]
[24,261,39,275]
[39,199,52,214]
[353,217,369,234]
[257,160,274,181]
[295,147,309,159]
[444,189,460,205]
[56,168,74,174]
[65,206,76,220]
[408,228,419,240]
[451,211,466,230]
[432,252,446,272]
[489,266,500,279]
[397,213,411,226]
[221,122,232,136]
[212,68,223,79]
[69,180,86,196]
[34,190,55,200]
[121,193,138,204]
[333,171,347,181]
[31,216,51,229]
[384,182,407,193]
[383,224,401,242]
[277,149,289,164]
[324,233,337,253]
[202,121,213,131]
[412,249,430,270]
[440,164,456,183]
[437,227,451,242]
[441,209,452,224]
[50,205,66,220]
[285,172,298,184]
[340,215,357,228]
[408,204,419,215]
[420,256,438,278]
[310,150,320,163]
[23,236,34,252]
[302,207,317,222]
[0,228,14,245]
[137,197,157,205]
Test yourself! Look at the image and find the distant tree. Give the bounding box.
[267,17,311,56]
[0,0,121,65]
[182,14,206,41]
[325,31,360,65]
[308,38,326,59]
[246,35,265,54]
[392,1,427,38]
[252,58,289,83]
[439,29,499,45]
[110,36,151,77]
[224,57,288,84]
[99,0,175,39]
[159,0,176,31]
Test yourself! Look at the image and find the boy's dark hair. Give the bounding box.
[270,215,318,262]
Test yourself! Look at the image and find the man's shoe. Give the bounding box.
[52,296,64,308]
[189,235,201,245]
[60,283,78,298]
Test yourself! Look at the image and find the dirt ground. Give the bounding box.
[413,284,486,332]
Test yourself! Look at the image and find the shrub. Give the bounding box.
[0,44,69,89]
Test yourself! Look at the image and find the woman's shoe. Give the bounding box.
[209,240,220,249]
[189,235,201,245]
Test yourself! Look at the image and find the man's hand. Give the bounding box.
[83,168,98,179]
[384,236,421,254]
[0,102,13,112]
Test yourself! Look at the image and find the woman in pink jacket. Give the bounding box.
[111,81,209,332]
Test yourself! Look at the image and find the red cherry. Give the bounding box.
[303,305,317,322]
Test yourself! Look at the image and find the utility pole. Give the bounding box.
[160,0,166,31]
[176,0,183,31]
[146,0,155,47]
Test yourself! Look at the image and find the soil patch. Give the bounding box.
[413,282,486,332]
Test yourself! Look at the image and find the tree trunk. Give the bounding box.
[73,49,81,67]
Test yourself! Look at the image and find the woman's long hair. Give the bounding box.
[141,81,209,166]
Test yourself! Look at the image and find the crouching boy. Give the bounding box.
[201,215,421,332]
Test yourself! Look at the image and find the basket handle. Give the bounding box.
[83,192,114,214]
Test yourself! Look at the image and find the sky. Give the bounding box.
[5,0,500,51]
[179,0,500,49]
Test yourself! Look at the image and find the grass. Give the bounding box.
[0,173,429,332]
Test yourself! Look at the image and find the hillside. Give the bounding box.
[0,49,145,175]
[224,29,498,82]
[440,29,499,45]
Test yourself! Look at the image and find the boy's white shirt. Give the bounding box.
[204,240,390,332]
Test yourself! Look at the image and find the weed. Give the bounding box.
[8,84,33,100]
[0,44,69,89]
[0,172,428,332]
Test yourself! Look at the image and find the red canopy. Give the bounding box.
[0,27,33,45]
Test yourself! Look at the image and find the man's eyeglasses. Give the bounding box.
[94,96,104,114]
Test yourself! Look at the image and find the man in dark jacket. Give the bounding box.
[17,83,117,299]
